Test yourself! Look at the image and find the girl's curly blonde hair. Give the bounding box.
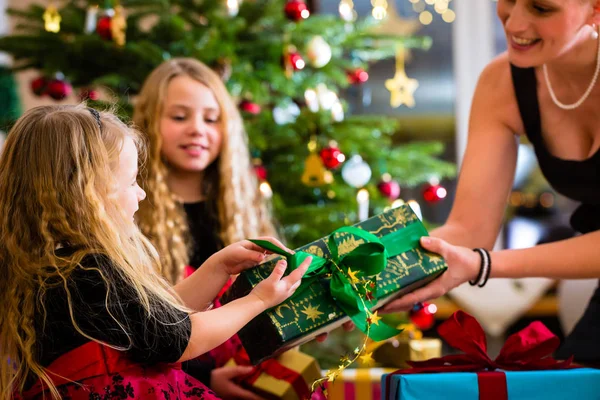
[133,58,276,284]
[0,104,187,399]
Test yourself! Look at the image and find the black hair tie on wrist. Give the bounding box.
[469,248,491,287]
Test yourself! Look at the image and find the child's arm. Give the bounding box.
[173,238,294,311]
[177,257,310,362]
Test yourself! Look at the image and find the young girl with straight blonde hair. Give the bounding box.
[0,104,309,400]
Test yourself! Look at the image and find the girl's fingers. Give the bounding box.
[283,256,310,285]
[267,260,288,281]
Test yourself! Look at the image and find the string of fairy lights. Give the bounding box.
[347,0,456,24]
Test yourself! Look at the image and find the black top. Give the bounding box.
[510,65,600,234]
[179,201,223,385]
[511,65,600,364]
[184,201,223,269]
[36,252,192,368]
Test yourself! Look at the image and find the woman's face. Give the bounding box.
[497,0,595,67]
[159,75,223,175]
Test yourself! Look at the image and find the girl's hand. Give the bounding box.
[382,236,481,312]
[250,257,311,309]
[209,237,294,276]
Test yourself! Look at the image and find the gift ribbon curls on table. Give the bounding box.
[250,222,429,342]
[385,311,575,400]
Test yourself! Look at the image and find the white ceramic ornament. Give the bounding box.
[341,155,371,188]
[306,36,332,68]
[273,101,301,125]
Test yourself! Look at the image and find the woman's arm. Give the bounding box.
[433,54,521,248]
[492,230,600,279]
[383,229,600,312]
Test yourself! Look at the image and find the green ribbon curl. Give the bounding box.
[250,221,428,342]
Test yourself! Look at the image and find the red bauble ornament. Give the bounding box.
[288,52,305,70]
[80,88,100,101]
[319,146,345,169]
[254,165,268,181]
[240,100,261,115]
[409,302,437,330]
[284,0,310,21]
[46,79,73,101]
[347,68,369,85]
[96,16,112,40]
[31,76,49,96]
[423,183,447,203]
[378,179,401,200]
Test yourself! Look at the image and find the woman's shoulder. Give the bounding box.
[473,52,525,135]
[478,52,514,93]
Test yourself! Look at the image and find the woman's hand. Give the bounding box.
[208,237,294,276]
[210,366,265,400]
[382,236,481,312]
[250,257,310,309]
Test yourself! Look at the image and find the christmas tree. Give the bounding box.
[0,66,22,132]
[0,0,455,247]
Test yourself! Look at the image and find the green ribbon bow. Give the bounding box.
[251,221,428,342]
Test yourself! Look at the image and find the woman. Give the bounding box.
[385,0,600,365]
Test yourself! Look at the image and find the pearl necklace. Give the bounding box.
[543,27,600,110]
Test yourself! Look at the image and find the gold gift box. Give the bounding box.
[371,337,442,369]
[226,350,321,400]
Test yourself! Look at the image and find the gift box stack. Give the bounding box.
[382,311,600,400]
[222,205,448,365]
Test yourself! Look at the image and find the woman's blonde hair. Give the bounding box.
[0,104,187,399]
[133,58,276,284]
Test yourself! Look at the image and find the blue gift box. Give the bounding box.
[382,369,600,400]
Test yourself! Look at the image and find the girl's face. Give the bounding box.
[115,136,146,221]
[497,0,594,67]
[159,75,223,175]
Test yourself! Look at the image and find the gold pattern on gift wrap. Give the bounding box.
[305,245,324,258]
[336,235,365,256]
[274,303,292,319]
[301,304,324,322]
[43,4,61,33]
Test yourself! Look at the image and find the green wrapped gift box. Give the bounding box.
[221,205,447,364]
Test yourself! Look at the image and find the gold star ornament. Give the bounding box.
[359,351,375,366]
[386,46,419,108]
[368,310,383,326]
[43,4,61,33]
[347,268,361,284]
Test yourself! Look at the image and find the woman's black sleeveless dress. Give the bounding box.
[511,65,600,364]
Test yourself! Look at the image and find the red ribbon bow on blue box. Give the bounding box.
[384,311,576,400]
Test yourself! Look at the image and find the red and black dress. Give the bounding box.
[21,252,220,399]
